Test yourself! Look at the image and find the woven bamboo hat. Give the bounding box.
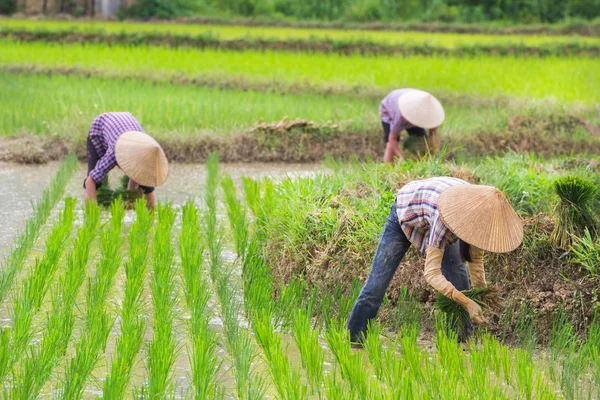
[398,89,445,129]
[115,131,169,187]
[438,185,523,253]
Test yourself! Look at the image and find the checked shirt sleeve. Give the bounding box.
[89,150,116,184]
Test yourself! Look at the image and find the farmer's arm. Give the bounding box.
[468,247,486,289]
[424,246,488,325]
[144,192,156,210]
[85,151,117,203]
[84,176,97,202]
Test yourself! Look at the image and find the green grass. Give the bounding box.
[0,41,597,103]
[3,19,599,48]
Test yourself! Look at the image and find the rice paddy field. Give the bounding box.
[1,17,600,399]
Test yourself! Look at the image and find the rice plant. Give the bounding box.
[103,199,153,399]
[61,199,125,400]
[178,200,222,399]
[8,202,99,399]
[145,203,179,398]
[204,157,265,400]
[551,175,598,249]
[0,197,76,386]
[221,174,249,259]
[96,175,141,209]
[0,154,77,304]
[291,310,324,395]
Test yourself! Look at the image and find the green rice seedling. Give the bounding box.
[61,199,125,400]
[499,344,513,386]
[292,310,324,395]
[548,306,580,381]
[274,279,307,330]
[551,175,598,249]
[145,203,179,398]
[570,228,600,276]
[96,175,141,209]
[205,162,265,400]
[103,199,153,399]
[323,368,355,400]
[325,321,383,399]
[387,286,424,333]
[481,333,502,380]
[399,324,425,384]
[435,324,464,387]
[0,198,76,385]
[514,349,534,400]
[0,154,77,304]
[253,309,308,400]
[178,200,223,399]
[513,300,537,351]
[8,202,100,399]
[221,174,249,259]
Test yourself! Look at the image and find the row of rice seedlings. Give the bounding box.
[205,155,265,400]
[178,200,222,399]
[8,203,100,399]
[325,321,388,399]
[102,199,153,398]
[242,242,308,400]
[6,19,597,48]
[291,310,324,396]
[221,175,249,259]
[143,203,179,398]
[0,198,76,386]
[61,199,125,400]
[0,153,77,303]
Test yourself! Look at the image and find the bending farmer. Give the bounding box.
[347,177,523,343]
[380,89,444,164]
[84,112,169,208]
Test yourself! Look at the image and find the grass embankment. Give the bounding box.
[2,20,599,56]
[251,153,600,337]
[0,40,597,103]
[1,70,599,163]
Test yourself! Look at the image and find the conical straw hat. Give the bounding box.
[115,131,169,187]
[398,90,445,129]
[438,185,523,253]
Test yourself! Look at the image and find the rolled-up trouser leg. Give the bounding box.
[347,203,411,342]
[441,241,472,341]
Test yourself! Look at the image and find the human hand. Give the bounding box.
[464,299,489,326]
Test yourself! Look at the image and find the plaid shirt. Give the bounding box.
[396,177,469,253]
[88,112,145,184]
[379,89,415,136]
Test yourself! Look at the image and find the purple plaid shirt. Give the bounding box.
[379,89,415,137]
[88,112,145,184]
[395,177,469,253]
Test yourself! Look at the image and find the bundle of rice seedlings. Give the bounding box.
[435,286,502,328]
[96,175,141,208]
[550,175,598,249]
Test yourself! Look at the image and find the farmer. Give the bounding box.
[84,112,169,209]
[379,89,445,163]
[347,177,523,343]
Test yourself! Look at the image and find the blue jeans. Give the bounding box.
[347,202,472,342]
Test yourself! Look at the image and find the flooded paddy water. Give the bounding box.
[0,161,326,398]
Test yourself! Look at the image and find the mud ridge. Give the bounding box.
[2,115,599,165]
[3,30,598,57]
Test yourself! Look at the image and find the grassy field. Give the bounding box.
[1,40,598,103]
[3,19,599,48]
